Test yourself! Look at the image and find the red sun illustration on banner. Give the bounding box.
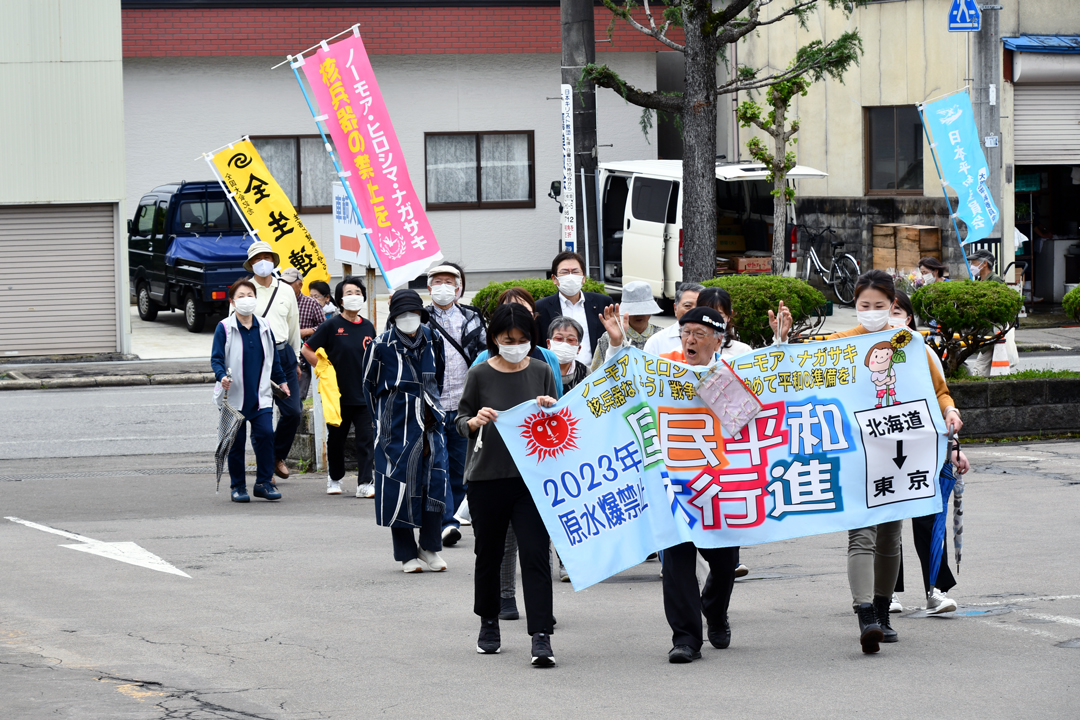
[519,407,580,462]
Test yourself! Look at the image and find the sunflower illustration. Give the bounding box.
[890,329,912,362]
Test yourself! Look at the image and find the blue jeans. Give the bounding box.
[229,410,275,490]
[441,410,468,530]
[273,345,302,462]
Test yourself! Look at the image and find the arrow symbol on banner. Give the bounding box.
[5,517,191,578]
[339,234,361,254]
[893,440,908,469]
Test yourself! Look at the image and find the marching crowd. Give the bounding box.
[211,242,972,667]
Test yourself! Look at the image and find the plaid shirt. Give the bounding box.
[296,293,324,332]
[432,303,467,411]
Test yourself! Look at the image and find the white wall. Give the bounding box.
[124,52,656,286]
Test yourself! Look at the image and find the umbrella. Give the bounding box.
[953,474,965,575]
[928,461,956,588]
[214,370,246,493]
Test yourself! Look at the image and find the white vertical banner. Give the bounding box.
[332,182,374,267]
[561,84,577,252]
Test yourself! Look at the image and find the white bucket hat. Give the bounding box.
[243,240,280,272]
[620,281,662,316]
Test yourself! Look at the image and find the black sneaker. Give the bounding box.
[499,596,519,620]
[707,617,731,649]
[252,483,281,501]
[476,618,500,654]
[668,645,701,664]
[531,632,555,667]
[442,526,461,546]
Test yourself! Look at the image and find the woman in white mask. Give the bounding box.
[547,316,589,393]
[918,256,948,287]
[211,278,289,504]
[301,277,377,498]
[456,303,559,667]
[770,269,963,655]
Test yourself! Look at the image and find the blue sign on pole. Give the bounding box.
[948,0,981,32]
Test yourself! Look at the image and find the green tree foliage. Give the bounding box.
[470,278,607,320]
[911,281,1025,377]
[702,275,825,348]
[1064,284,1080,322]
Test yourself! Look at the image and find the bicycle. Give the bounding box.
[801,226,860,305]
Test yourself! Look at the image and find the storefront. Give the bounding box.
[1007,35,1080,303]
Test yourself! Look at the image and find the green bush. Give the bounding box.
[702,275,826,348]
[1064,284,1080,322]
[911,280,1024,377]
[470,277,607,319]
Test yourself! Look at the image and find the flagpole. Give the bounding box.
[286,47,390,288]
[918,104,975,280]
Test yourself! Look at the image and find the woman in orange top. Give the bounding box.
[771,269,963,654]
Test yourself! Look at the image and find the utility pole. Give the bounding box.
[972,5,1003,253]
[561,0,600,279]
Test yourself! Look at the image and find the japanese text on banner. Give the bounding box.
[300,34,442,288]
[208,140,329,292]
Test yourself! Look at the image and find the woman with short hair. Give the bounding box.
[547,316,589,393]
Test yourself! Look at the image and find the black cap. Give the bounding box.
[388,289,430,323]
[679,306,726,333]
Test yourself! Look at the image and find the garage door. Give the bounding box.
[0,204,119,356]
[1013,84,1080,164]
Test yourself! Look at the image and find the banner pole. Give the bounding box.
[287,56,391,288]
[918,105,974,280]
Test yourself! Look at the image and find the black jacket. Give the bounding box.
[535,290,613,355]
[424,302,487,366]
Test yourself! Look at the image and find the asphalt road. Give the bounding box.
[0,385,217,460]
[1,399,1078,719]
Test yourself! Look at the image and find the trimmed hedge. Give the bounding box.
[1065,284,1080,323]
[470,277,607,319]
[702,275,826,348]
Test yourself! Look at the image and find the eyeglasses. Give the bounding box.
[555,269,584,277]
[429,278,457,286]
[679,328,713,341]
[551,336,579,346]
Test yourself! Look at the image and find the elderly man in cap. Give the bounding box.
[602,304,740,663]
[424,262,486,546]
[589,280,662,371]
[281,267,324,400]
[362,289,449,573]
[245,241,302,481]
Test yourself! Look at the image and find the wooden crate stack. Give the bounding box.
[872,224,941,272]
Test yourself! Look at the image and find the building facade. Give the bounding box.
[121,1,669,290]
[1,0,129,356]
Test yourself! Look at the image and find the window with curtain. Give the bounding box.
[425,131,535,209]
[865,106,924,195]
[250,136,333,212]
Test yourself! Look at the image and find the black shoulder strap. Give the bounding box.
[428,313,470,363]
[261,280,281,319]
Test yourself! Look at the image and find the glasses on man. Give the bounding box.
[555,268,584,277]
[551,334,579,346]
[429,278,457,286]
[679,328,713,341]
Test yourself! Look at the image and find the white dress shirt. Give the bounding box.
[642,322,682,357]
[558,292,592,364]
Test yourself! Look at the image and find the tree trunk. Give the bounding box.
[771,95,790,276]
[679,0,718,284]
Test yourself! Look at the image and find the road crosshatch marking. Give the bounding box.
[5,516,191,578]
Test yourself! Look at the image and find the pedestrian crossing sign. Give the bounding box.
[948,0,981,32]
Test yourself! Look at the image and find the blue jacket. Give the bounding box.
[362,326,448,529]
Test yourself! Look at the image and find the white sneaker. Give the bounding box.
[355,482,375,498]
[326,478,342,495]
[402,558,423,573]
[417,548,447,572]
[890,593,903,613]
[455,498,471,526]
[926,587,957,614]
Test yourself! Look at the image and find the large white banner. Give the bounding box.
[561,84,577,253]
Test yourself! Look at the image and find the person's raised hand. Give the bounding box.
[601,303,624,348]
[767,300,793,343]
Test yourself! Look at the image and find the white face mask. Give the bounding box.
[549,341,578,365]
[430,284,457,307]
[556,274,584,298]
[234,296,258,316]
[252,259,274,277]
[921,272,934,285]
[342,295,365,313]
[858,309,890,332]
[970,264,982,278]
[498,342,531,364]
[395,312,421,335]
[887,316,908,329]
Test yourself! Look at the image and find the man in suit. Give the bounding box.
[535,251,613,365]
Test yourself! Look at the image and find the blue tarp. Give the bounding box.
[1003,35,1080,54]
[165,234,253,267]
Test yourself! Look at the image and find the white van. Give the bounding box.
[597,160,827,301]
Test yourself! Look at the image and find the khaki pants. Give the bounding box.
[848,520,903,607]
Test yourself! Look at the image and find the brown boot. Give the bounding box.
[274,460,290,479]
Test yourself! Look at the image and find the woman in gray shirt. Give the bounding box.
[456,303,558,667]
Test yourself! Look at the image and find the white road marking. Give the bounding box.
[965,595,1080,607]
[1018,611,1080,628]
[5,517,191,578]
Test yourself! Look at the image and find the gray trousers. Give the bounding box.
[847,520,903,607]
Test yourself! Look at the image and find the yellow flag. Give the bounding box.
[209,140,329,292]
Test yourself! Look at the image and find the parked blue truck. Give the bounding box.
[129,181,253,332]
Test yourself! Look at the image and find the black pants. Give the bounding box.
[661,542,738,651]
[327,404,374,486]
[468,477,553,636]
[390,510,443,562]
[895,513,957,594]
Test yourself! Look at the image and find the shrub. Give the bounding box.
[1065,284,1080,323]
[911,280,1024,377]
[702,275,826,348]
[470,277,607,319]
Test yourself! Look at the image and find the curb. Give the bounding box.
[0,373,217,391]
[1015,343,1074,353]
